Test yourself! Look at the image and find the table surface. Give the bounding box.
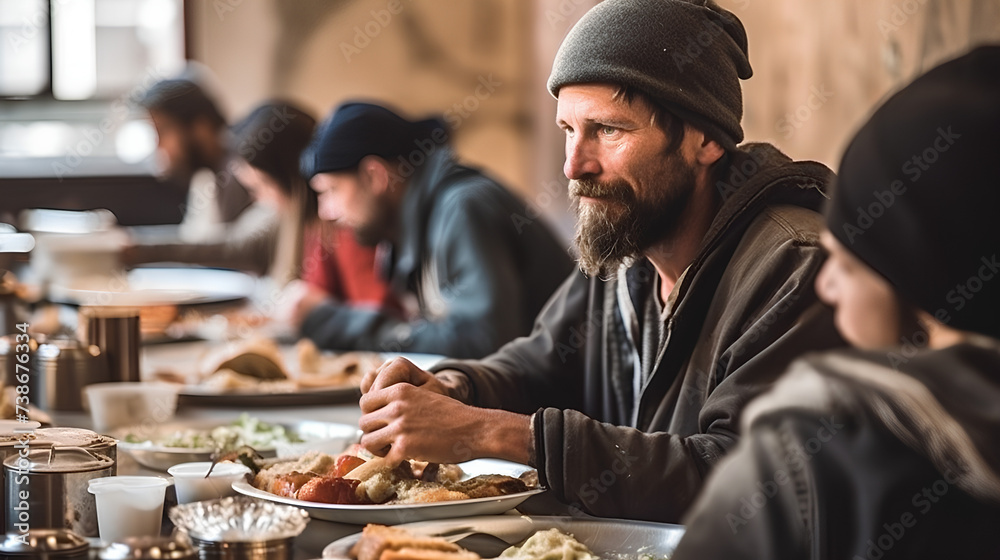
[53,397,367,559]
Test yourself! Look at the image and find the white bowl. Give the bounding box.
[167,461,252,504]
[84,382,178,433]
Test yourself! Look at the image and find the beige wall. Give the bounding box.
[188,0,534,198]
[188,0,999,236]
[720,0,1000,166]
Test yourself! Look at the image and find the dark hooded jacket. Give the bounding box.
[432,143,845,522]
[301,148,573,358]
[673,337,1000,559]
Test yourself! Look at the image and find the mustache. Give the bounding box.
[569,179,634,202]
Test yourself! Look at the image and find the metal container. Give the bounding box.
[79,306,141,383]
[35,338,110,411]
[170,496,309,560]
[0,426,117,531]
[98,535,198,559]
[0,528,90,559]
[4,447,115,537]
[190,537,294,560]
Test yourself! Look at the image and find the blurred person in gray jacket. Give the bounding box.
[293,101,573,358]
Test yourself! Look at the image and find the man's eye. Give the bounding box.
[600,126,617,136]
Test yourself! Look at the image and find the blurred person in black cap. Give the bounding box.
[123,79,280,275]
[293,101,573,358]
[673,45,1000,559]
[355,0,845,523]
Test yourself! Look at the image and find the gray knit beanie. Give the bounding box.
[547,0,752,149]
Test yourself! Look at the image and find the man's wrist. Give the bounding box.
[479,409,532,465]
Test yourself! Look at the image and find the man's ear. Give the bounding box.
[359,155,392,195]
[694,135,725,167]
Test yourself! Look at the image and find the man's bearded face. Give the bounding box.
[571,154,697,278]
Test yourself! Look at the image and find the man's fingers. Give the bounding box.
[360,359,393,394]
[369,358,420,393]
[359,426,394,457]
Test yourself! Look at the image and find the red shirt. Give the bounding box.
[301,225,399,311]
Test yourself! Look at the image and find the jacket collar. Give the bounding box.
[389,147,464,292]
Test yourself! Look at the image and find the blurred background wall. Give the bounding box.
[187,0,1000,238]
[3,0,999,234]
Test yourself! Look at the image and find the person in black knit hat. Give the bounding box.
[355,0,844,523]
[673,45,1000,560]
[293,101,572,358]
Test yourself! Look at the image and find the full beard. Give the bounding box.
[571,162,697,279]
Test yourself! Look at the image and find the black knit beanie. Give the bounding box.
[300,102,448,180]
[547,0,752,149]
[826,45,1000,338]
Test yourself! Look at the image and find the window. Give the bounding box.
[0,0,185,170]
[0,0,185,100]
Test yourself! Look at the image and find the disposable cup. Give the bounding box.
[167,461,251,504]
[88,476,170,542]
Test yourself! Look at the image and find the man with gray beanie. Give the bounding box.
[357,0,843,522]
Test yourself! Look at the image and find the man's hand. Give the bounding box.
[358,378,531,466]
[360,357,451,397]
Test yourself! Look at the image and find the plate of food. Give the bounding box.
[322,515,686,559]
[115,414,361,471]
[231,446,544,525]
[144,338,444,407]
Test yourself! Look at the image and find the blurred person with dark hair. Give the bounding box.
[124,79,280,275]
[293,101,573,358]
[672,46,1000,559]
[355,0,845,523]
[230,101,398,307]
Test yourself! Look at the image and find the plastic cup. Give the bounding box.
[167,461,251,504]
[88,476,171,542]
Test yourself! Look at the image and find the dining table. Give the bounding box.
[52,396,369,558]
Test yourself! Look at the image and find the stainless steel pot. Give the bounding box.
[35,338,110,411]
[4,447,115,537]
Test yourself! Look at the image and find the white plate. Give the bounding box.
[322,515,686,559]
[143,341,444,407]
[49,266,257,306]
[232,459,544,525]
[116,419,360,471]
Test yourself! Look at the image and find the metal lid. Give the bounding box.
[3,447,114,473]
[170,496,309,542]
[98,535,198,559]
[0,528,90,555]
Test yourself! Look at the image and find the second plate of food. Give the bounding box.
[116,415,361,471]
[232,458,545,525]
